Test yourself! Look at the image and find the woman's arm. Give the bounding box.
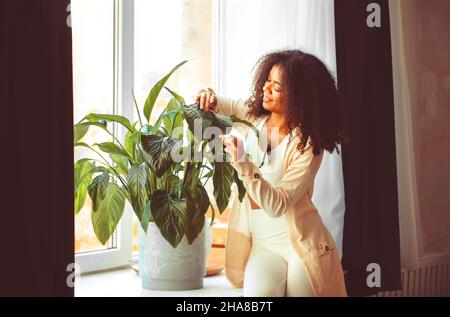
[231,144,323,218]
[195,87,252,120]
[216,96,252,121]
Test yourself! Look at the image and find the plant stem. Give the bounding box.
[107,130,127,154]
[202,175,211,188]
[84,144,129,190]
[132,90,144,129]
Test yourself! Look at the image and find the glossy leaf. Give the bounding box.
[91,183,126,245]
[213,161,235,214]
[140,134,182,177]
[150,190,188,248]
[94,142,131,159]
[88,172,110,212]
[143,60,188,122]
[184,185,210,244]
[74,124,89,144]
[126,163,148,220]
[84,113,134,133]
[110,154,128,174]
[74,159,95,215]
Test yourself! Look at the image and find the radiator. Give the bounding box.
[375,259,450,297]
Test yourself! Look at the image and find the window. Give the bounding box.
[74,0,237,273]
[73,0,134,273]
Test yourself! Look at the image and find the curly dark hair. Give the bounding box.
[245,49,348,155]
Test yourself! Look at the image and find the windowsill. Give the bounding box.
[75,268,243,297]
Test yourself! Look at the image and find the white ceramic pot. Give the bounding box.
[138,220,211,291]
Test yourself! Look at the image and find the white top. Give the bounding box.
[244,116,293,256]
[243,115,290,185]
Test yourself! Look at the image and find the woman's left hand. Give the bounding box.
[219,134,245,164]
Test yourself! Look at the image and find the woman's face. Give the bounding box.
[262,64,284,114]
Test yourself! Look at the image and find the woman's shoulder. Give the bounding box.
[285,134,323,162]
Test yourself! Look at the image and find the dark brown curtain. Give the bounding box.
[335,0,402,296]
[0,0,74,296]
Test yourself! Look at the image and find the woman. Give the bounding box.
[195,50,348,297]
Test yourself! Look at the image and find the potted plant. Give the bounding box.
[74,61,264,291]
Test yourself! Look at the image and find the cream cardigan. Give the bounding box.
[216,96,348,297]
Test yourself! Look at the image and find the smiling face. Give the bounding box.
[262,64,284,114]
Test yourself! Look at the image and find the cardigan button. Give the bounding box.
[253,173,260,179]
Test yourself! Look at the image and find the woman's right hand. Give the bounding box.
[195,88,218,113]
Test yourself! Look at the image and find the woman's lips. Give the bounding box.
[263,96,272,103]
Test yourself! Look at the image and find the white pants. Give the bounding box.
[244,210,315,297]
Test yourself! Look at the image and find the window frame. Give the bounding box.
[75,0,135,274]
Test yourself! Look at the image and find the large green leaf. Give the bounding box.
[150,190,188,248]
[74,124,89,144]
[164,93,185,136]
[74,159,91,187]
[162,114,174,134]
[184,185,210,244]
[75,121,111,140]
[182,103,217,138]
[213,161,235,214]
[172,115,184,137]
[157,109,180,136]
[124,132,135,160]
[124,122,139,159]
[74,159,95,215]
[164,86,186,106]
[75,164,110,189]
[94,142,131,159]
[131,130,142,145]
[91,183,126,245]
[214,113,233,132]
[110,154,129,175]
[166,97,179,112]
[88,172,110,212]
[140,134,182,177]
[84,113,134,133]
[164,88,187,128]
[143,60,188,122]
[166,95,184,135]
[161,111,183,136]
[182,103,232,157]
[126,163,147,220]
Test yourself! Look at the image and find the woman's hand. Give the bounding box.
[219,134,245,164]
[221,133,262,209]
[195,88,218,112]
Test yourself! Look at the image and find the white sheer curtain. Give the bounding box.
[389,0,422,269]
[214,0,345,258]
